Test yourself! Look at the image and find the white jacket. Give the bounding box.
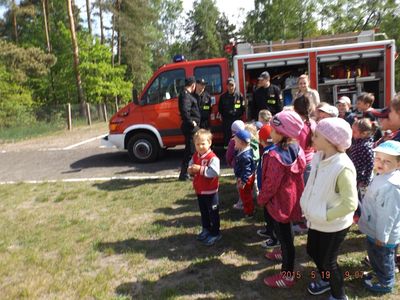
[300,152,357,232]
[358,170,400,246]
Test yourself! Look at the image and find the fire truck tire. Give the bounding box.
[127,133,159,163]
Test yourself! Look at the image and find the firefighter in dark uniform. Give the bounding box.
[251,71,282,119]
[194,78,212,129]
[178,76,201,181]
[218,78,245,148]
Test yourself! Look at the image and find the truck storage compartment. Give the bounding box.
[317,53,384,107]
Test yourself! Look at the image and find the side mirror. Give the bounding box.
[132,89,139,104]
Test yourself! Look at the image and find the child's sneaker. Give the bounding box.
[353,214,360,224]
[202,234,222,246]
[256,228,271,238]
[292,223,308,234]
[244,213,254,219]
[264,248,282,261]
[362,255,371,267]
[327,295,348,300]
[233,200,243,210]
[263,272,295,288]
[307,279,330,295]
[362,272,373,280]
[196,228,209,241]
[363,274,392,293]
[261,238,280,249]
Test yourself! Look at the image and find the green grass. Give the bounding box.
[0,118,109,143]
[0,178,398,299]
[0,121,65,142]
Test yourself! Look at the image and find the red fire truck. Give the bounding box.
[103,30,396,162]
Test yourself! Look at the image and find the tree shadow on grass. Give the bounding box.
[96,225,259,262]
[114,257,341,300]
[154,198,197,216]
[99,220,371,299]
[114,260,375,300]
[95,223,313,267]
[92,177,183,191]
[152,179,263,223]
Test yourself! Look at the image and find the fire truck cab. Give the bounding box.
[102,58,230,162]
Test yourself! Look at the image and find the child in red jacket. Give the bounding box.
[188,129,221,246]
[258,110,306,288]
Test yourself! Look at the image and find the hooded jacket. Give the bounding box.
[258,143,306,223]
[358,170,400,247]
[234,146,256,184]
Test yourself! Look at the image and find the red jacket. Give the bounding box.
[258,143,306,223]
[192,150,219,195]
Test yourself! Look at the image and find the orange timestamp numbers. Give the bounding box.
[309,270,365,279]
[280,271,302,279]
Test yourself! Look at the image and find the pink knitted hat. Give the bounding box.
[316,117,352,151]
[271,110,304,138]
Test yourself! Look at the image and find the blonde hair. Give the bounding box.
[297,74,309,83]
[353,118,377,137]
[258,109,272,123]
[193,129,212,142]
[245,123,258,142]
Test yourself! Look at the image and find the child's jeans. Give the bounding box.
[367,239,397,287]
[238,174,255,215]
[197,193,220,236]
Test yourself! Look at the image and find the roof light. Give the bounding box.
[173,54,186,63]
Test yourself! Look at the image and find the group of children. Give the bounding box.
[186,91,400,299]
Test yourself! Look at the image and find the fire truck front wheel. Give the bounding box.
[127,133,159,163]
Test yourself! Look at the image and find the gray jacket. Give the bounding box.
[358,170,400,247]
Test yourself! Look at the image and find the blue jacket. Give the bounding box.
[234,147,256,184]
[358,170,400,247]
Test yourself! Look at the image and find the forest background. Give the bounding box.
[0,0,399,131]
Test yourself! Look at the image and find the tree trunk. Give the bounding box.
[42,0,51,52]
[99,0,104,44]
[111,12,115,66]
[86,0,92,35]
[12,0,18,43]
[67,0,85,112]
[116,0,121,65]
[42,0,57,103]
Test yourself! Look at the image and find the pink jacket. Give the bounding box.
[225,137,236,167]
[258,143,306,223]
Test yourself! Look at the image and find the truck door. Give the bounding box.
[139,68,186,144]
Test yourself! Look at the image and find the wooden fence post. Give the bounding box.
[103,103,108,123]
[86,103,92,126]
[67,103,72,131]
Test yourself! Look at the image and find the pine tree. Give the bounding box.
[186,0,221,59]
